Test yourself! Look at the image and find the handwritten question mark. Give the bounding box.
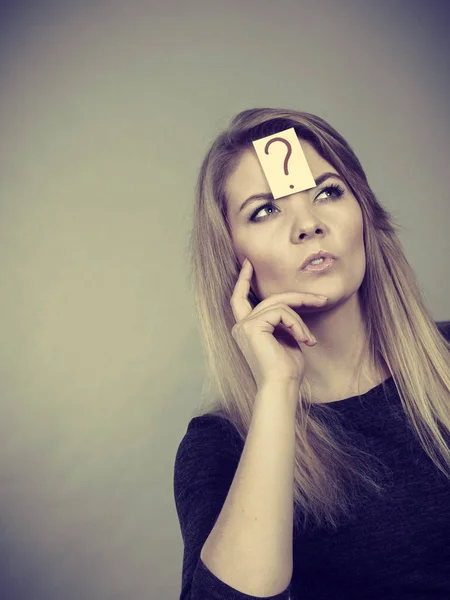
[264,137,294,189]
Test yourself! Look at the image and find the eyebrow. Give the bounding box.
[238,172,346,214]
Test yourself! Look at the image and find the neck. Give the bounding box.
[299,292,390,402]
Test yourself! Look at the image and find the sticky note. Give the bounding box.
[252,127,316,199]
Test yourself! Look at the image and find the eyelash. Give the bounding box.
[248,183,345,223]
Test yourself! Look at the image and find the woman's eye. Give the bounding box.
[249,203,278,221]
[248,183,344,223]
[315,184,344,202]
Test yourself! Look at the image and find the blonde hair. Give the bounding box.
[186,107,450,531]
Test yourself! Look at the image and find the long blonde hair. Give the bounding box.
[186,107,450,531]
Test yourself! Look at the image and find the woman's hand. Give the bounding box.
[230,258,327,390]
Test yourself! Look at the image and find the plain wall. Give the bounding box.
[0,0,449,597]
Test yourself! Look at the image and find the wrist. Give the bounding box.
[256,379,300,413]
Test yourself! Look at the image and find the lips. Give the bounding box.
[300,250,337,270]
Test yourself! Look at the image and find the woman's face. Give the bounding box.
[225,140,366,311]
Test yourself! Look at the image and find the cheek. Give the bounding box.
[340,210,366,271]
[232,241,251,269]
[349,220,367,275]
[248,257,289,301]
[345,210,364,249]
[233,236,278,270]
[350,225,365,251]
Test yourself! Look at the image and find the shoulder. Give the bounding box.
[436,320,450,343]
[178,413,242,445]
[174,414,243,479]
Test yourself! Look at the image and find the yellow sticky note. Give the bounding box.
[252,127,316,200]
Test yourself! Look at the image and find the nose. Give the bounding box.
[297,225,325,240]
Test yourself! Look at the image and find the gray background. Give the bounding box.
[1,0,449,598]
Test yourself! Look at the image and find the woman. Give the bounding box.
[174,108,450,599]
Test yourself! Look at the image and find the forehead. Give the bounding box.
[225,140,330,208]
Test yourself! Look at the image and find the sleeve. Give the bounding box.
[173,415,291,600]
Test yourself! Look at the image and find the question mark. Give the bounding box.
[264,137,294,189]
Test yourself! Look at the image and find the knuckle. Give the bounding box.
[234,320,251,338]
[231,323,241,338]
[238,321,249,333]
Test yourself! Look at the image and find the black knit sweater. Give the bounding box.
[174,322,450,599]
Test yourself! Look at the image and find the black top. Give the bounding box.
[173,323,450,599]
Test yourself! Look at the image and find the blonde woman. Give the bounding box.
[173,108,450,600]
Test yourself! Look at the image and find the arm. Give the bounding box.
[200,380,298,597]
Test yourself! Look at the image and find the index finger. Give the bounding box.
[230,258,253,322]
